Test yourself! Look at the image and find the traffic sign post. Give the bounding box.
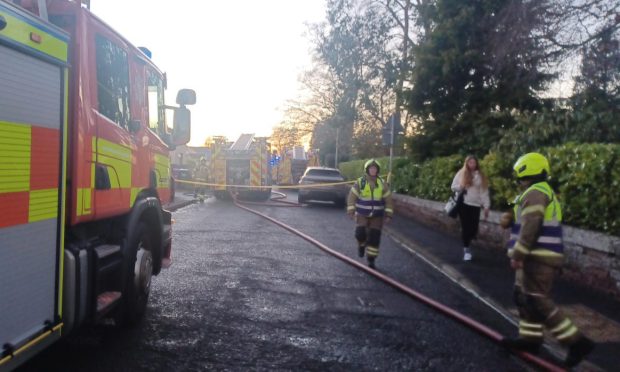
[383,113,403,183]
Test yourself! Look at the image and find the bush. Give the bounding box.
[338,156,396,181]
[391,155,462,201]
[340,143,620,235]
[546,143,620,234]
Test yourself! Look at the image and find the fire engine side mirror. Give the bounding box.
[172,107,191,145]
[176,89,196,106]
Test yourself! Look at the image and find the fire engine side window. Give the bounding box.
[147,72,165,135]
[95,34,130,129]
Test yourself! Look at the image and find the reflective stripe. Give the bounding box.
[520,321,543,330]
[355,177,386,217]
[356,203,385,210]
[366,246,379,257]
[509,182,564,254]
[538,236,562,244]
[513,242,530,255]
[347,205,355,211]
[76,187,92,216]
[356,199,385,207]
[385,208,393,214]
[0,6,69,62]
[556,325,579,341]
[519,329,544,338]
[530,249,564,258]
[95,137,132,188]
[522,205,545,215]
[154,153,171,189]
[550,318,571,334]
[29,188,58,222]
[0,121,31,193]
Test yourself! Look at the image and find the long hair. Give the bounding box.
[460,155,488,189]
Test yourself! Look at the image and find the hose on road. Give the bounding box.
[232,193,566,372]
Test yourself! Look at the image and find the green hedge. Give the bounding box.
[341,143,620,236]
[338,157,397,181]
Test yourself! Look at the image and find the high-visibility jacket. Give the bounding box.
[348,176,393,218]
[508,181,564,267]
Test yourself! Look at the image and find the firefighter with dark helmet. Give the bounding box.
[501,152,594,367]
[347,159,394,269]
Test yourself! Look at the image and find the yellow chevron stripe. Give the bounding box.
[0,121,31,193]
[29,188,58,222]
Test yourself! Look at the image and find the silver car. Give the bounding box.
[298,167,349,207]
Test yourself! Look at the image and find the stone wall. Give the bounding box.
[393,194,620,298]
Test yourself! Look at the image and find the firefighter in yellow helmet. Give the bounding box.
[347,159,394,269]
[501,153,594,367]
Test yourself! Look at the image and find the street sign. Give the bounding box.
[382,113,403,146]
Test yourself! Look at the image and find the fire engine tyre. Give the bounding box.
[119,222,154,327]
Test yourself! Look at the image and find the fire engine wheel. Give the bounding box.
[119,222,153,326]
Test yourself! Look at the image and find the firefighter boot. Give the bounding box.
[565,337,595,367]
[367,256,376,269]
[358,244,365,258]
[501,338,542,355]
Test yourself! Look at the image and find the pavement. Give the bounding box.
[164,190,200,211]
[165,189,620,371]
[385,215,620,371]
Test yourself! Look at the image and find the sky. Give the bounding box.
[91,0,326,146]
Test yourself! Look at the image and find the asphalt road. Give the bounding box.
[18,193,530,371]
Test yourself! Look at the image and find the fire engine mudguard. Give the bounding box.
[125,196,165,274]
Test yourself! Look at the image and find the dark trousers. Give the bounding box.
[514,261,582,345]
[458,203,480,247]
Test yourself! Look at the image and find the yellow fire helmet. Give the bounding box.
[513,152,550,178]
[364,159,381,174]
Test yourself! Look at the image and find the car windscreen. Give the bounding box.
[305,169,343,178]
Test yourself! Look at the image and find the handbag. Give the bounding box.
[444,190,464,218]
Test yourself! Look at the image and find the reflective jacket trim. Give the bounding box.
[508,182,564,255]
[522,205,545,216]
[355,177,386,217]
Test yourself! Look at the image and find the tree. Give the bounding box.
[406,0,552,160]
[574,28,620,103]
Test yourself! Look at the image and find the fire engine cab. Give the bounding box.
[0,1,195,369]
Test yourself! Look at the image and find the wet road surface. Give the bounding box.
[18,194,528,371]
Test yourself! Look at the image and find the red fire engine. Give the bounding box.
[0,1,194,369]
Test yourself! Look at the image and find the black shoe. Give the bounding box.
[501,338,542,354]
[565,337,595,367]
[367,258,375,269]
[358,245,365,258]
